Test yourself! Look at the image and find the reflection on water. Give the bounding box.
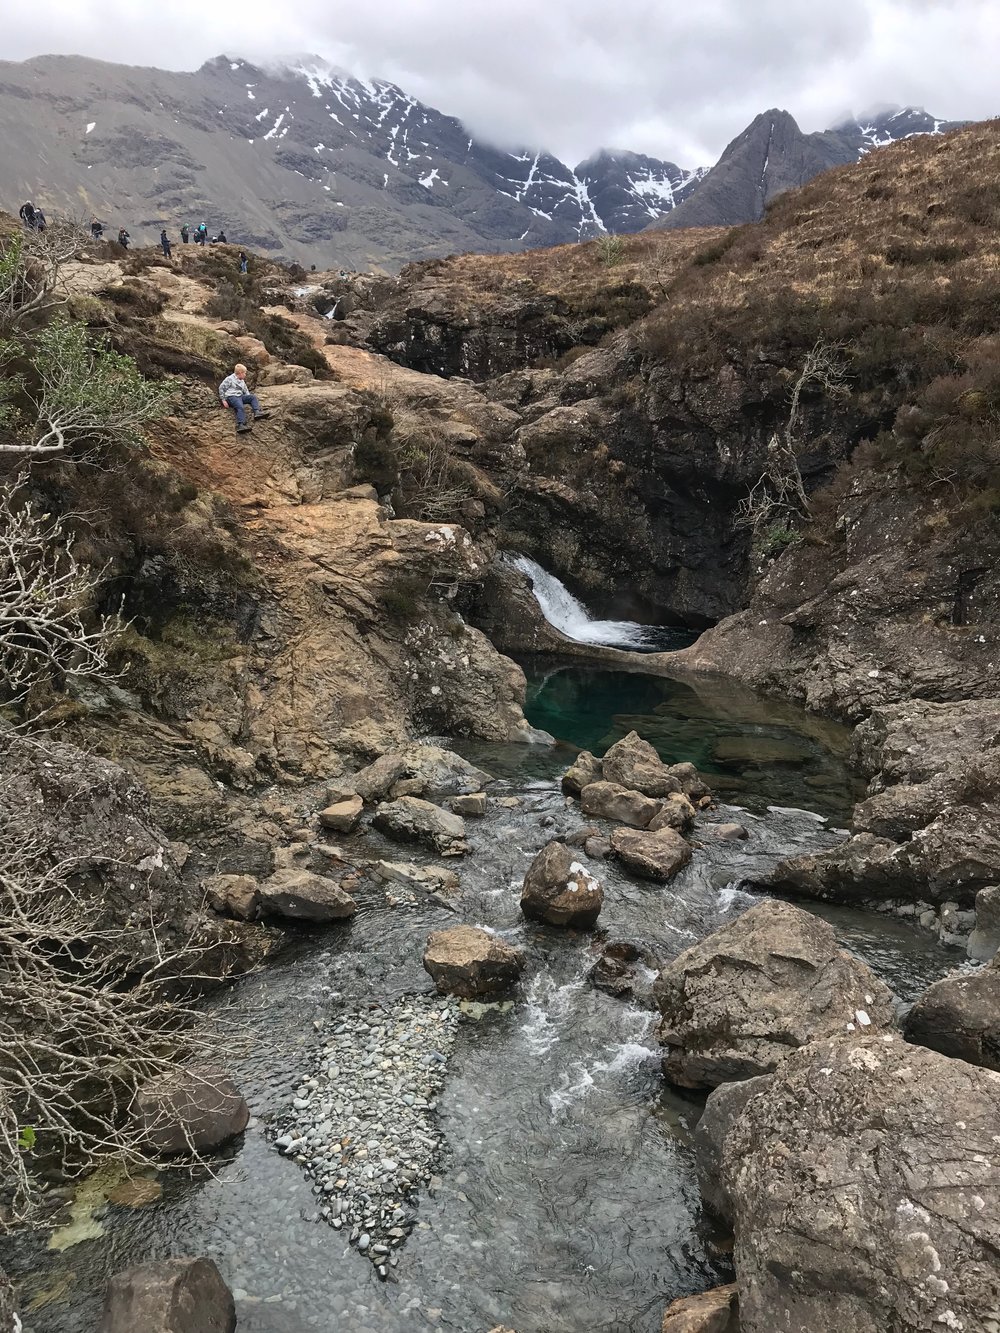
[520,659,865,822]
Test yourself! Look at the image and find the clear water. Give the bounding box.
[522,659,865,822]
[7,669,959,1333]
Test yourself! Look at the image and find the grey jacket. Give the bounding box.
[219,373,249,404]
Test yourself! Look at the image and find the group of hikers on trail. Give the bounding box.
[80,213,249,274]
[18,202,47,231]
[219,363,269,435]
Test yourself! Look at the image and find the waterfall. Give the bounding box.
[505,554,663,650]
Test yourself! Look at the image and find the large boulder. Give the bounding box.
[520,841,604,928]
[372,796,469,856]
[649,792,697,833]
[561,750,603,796]
[133,1067,249,1154]
[610,825,692,882]
[655,900,895,1089]
[661,1285,739,1333]
[257,868,357,922]
[202,874,260,921]
[601,732,681,797]
[968,885,1000,962]
[581,780,662,828]
[98,1257,236,1333]
[904,960,1000,1070]
[318,795,364,832]
[423,925,524,999]
[350,745,491,805]
[723,1034,1000,1333]
[694,1075,772,1224]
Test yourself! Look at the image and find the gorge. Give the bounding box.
[2,110,1000,1333]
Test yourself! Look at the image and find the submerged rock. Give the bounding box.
[601,731,681,797]
[521,841,604,928]
[450,792,487,817]
[904,959,1000,1070]
[561,750,603,796]
[722,1034,1000,1333]
[581,780,662,828]
[654,899,894,1089]
[98,1257,236,1333]
[258,868,357,922]
[133,1067,249,1155]
[589,940,658,1007]
[372,796,469,856]
[610,825,692,882]
[423,925,524,999]
[660,1284,739,1333]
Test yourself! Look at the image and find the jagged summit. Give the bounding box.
[0,50,973,267]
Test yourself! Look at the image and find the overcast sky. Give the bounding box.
[4,0,997,164]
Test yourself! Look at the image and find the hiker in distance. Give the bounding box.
[118,227,130,250]
[19,202,36,229]
[160,228,172,258]
[219,363,269,435]
[91,217,104,240]
[238,250,249,274]
[180,223,190,244]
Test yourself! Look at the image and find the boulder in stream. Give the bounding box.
[654,899,895,1089]
[423,925,524,999]
[968,885,1000,962]
[133,1067,249,1154]
[521,841,604,928]
[648,792,697,833]
[202,873,261,921]
[98,1257,236,1333]
[562,750,603,796]
[257,868,358,922]
[610,825,692,882]
[722,1034,1000,1333]
[581,781,662,828]
[904,958,1000,1070]
[318,795,364,832]
[661,1284,739,1333]
[372,796,469,856]
[601,731,682,797]
[694,1074,773,1225]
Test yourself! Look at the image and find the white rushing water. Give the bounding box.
[505,553,661,650]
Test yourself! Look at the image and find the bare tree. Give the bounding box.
[0,752,225,1226]
[737,339,848,541]
[0,473,123,709]
[0,219,89,335]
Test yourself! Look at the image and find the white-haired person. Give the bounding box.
[218,363,269,435]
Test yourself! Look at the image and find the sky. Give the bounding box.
[3,0,997,165]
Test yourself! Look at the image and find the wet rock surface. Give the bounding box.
[97,1257,236,1333]
[257,869,358,923]
[581,780,663,828]
[723,1034,1000,1333]
[273,996,461,1276]
[655,899,895,1088]
[520,841,604,928]
[602,731,684,797]
[904,959,1000,1070]
[133,1068,250,1155]
[610,826,693,882]
[660,1284,739,1333]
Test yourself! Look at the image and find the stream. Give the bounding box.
[8,661,962,1333]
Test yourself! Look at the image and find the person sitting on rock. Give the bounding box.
[218,363,269,435]
[160,228,172,258]
[217,230,228,244]
[118,228,130,250]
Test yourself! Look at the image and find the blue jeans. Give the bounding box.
[225,392,261,426]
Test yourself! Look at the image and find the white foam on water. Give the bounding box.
[547,1038,659,1115]
[519,969,588,1054]
[504,553,660,650]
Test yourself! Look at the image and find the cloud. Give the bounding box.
[4,0,997,165]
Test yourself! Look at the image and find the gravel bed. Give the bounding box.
[272,995,461,1276]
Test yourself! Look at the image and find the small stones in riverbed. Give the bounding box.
[271,995,460,1273]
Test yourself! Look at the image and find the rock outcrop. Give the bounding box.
[423,925,524,999]
[98,1257,236,1333]
[133,1067,249,1154]
[721,1035,1000,1333]
[610,826,693,882]
[655,900,894,1088]
[521,841,604,928]
[372,797,469,856]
